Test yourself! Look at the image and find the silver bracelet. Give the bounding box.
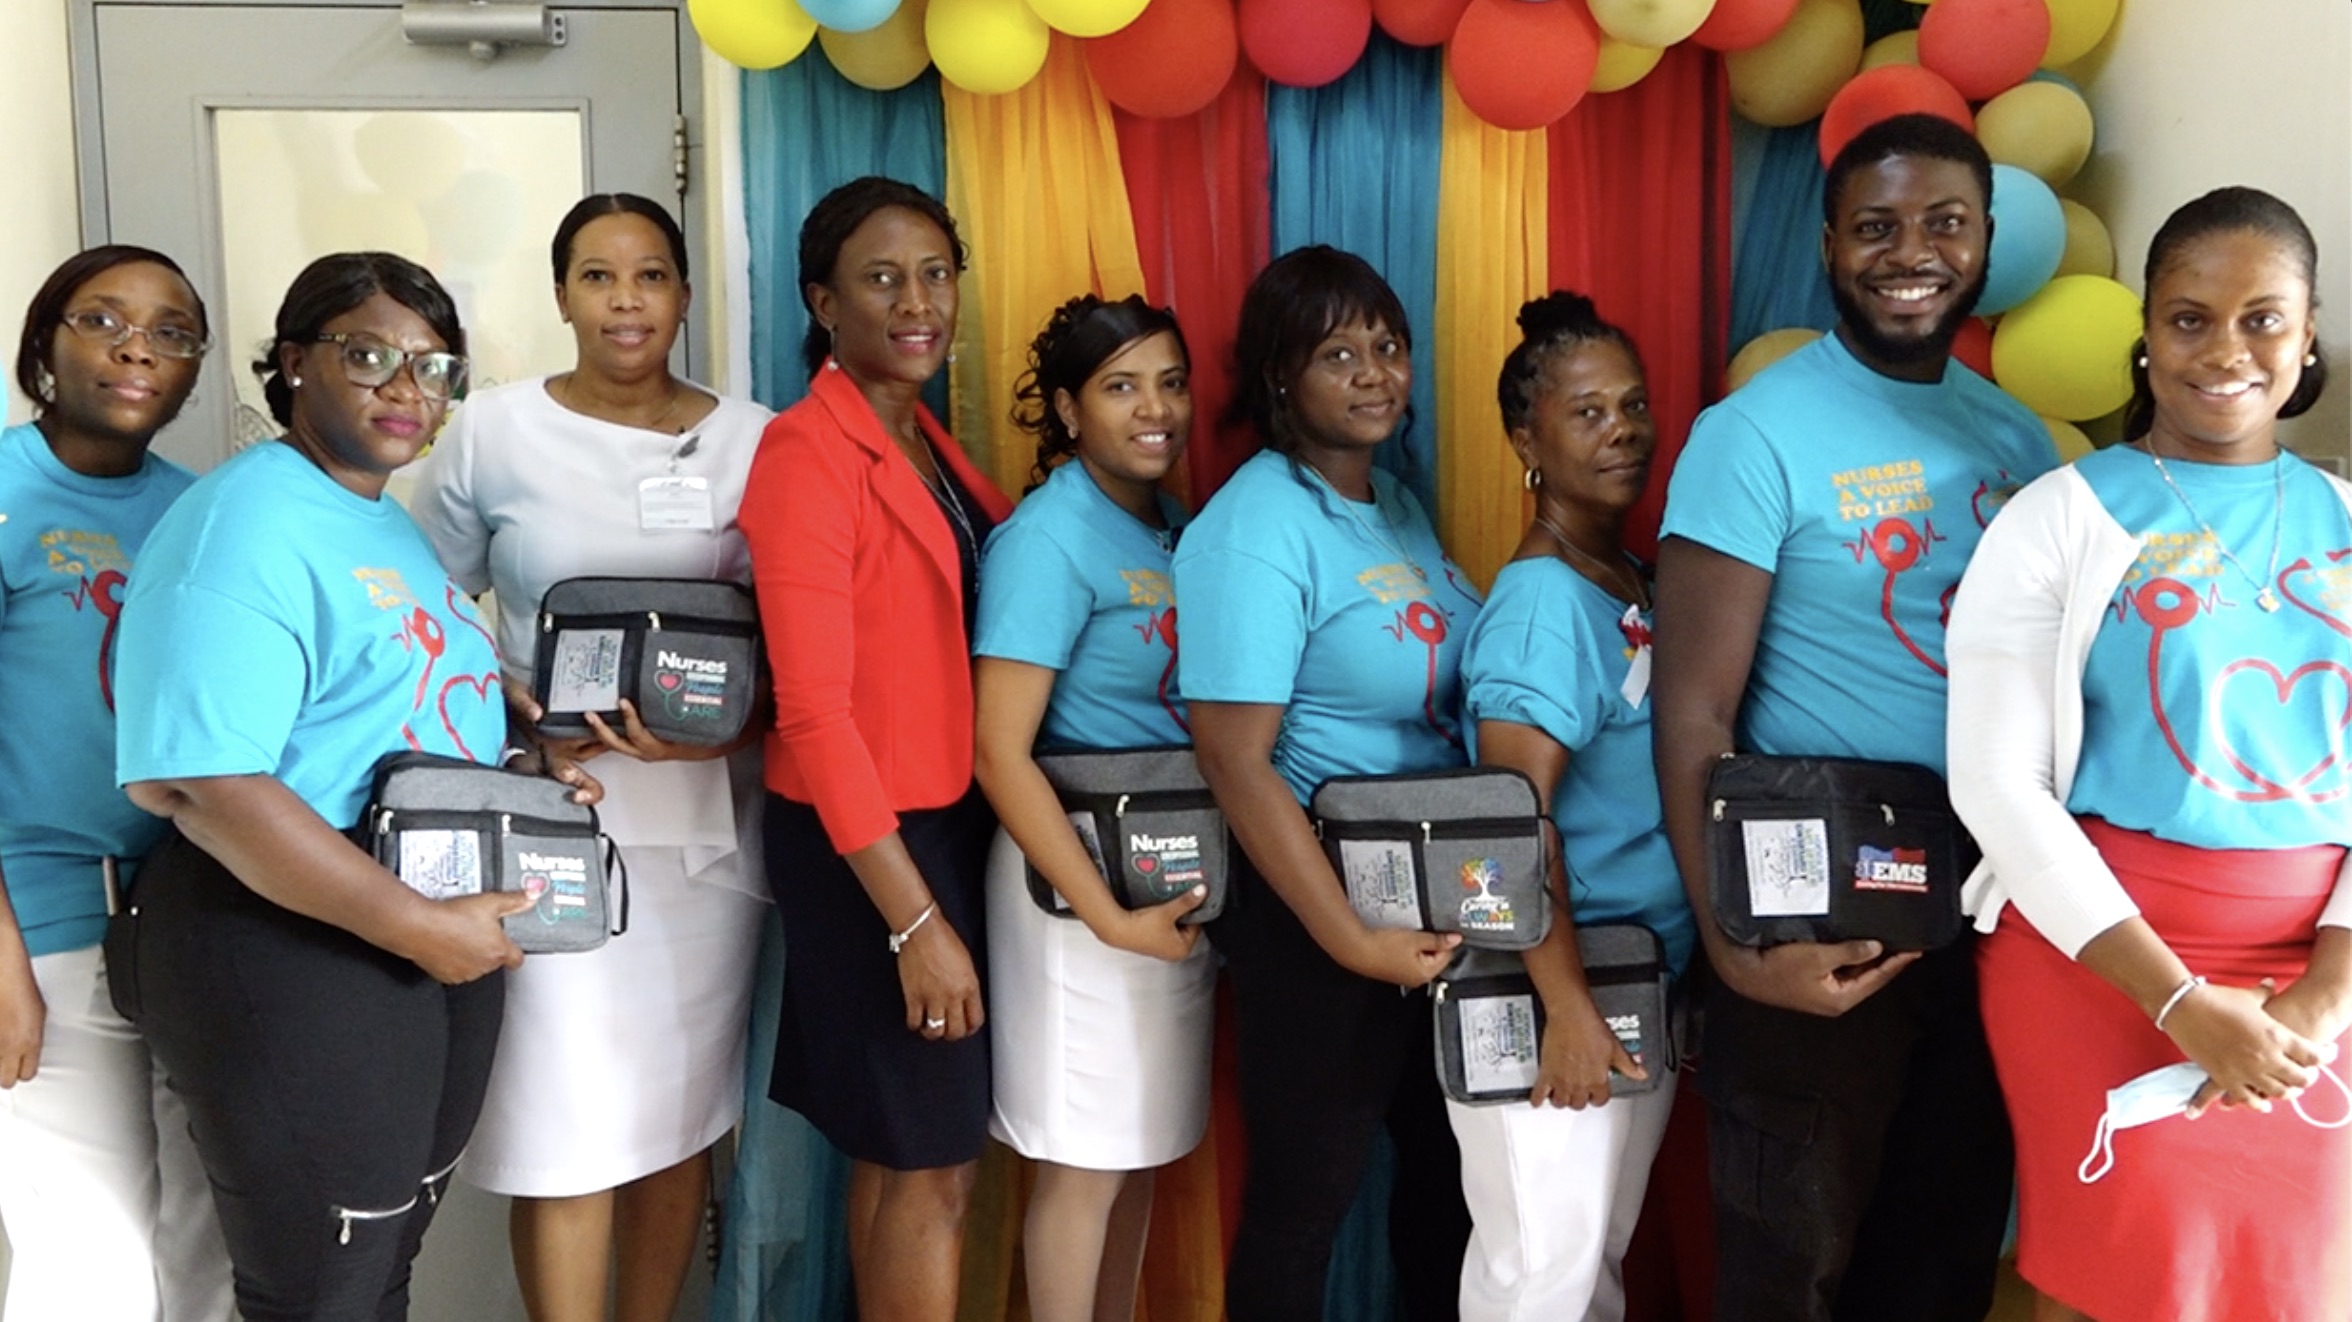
[2153,974,2207,1032]
[888,902,938,955]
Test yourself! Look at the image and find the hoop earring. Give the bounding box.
[1523,467,1540,491]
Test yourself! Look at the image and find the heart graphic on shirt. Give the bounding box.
[436,672,501,763]
[2202,657,2352,800]
[657,671,684,691]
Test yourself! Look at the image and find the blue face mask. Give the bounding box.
[2080,1060,2352,1184]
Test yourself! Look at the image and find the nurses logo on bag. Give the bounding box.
[654,648,729,722]
[1457,857,1516,932]
[1126,830,1203,901]
[519,849,592,922]
[1852,844,1930,893]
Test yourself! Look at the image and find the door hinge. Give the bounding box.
[673,115,689,198]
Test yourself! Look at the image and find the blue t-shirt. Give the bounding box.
[972,459,1190,749]
[0,423,194,956]
[1173,449,1482,802]
[1460,557,1694,976]
[117,441,505,829]
[2068,444,2352,849]
[1660,334,2056,773]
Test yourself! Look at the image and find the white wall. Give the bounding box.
[0,0,84,425]
[2071,0,2352,464]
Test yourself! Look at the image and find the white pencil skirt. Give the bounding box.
[984,828,1218,1171]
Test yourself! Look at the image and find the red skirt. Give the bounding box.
[1979,818,2350,1322]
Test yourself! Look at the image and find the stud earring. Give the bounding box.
[2134,355,2147,369]
[947,349,958,365]
[1523,467,1540,491]
[288,374,302,387]
[2306,351,2320,367]
[33,366,54,403]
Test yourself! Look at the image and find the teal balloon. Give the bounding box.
[2026,69,2084,96]
[1981,163,2065,315]
[802,0,899,31]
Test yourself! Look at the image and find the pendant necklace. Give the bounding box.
[910,438,977,553]
[2141,441,2285,612]
[1533,514,1649,610]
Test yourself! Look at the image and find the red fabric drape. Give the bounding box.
[1112,68,1273,509]
[1546,44,1734,561]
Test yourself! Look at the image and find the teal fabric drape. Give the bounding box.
[1727,0,1924,354]
[1265,33,1445,514]
[741,56,948,412]
[717,52,946,1322]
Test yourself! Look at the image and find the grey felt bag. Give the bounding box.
[1026,745,1227,925]
[1311,768,1551,950]
[358,752,626,954]
[1431,925,1674,1106]
[531,577,762,747]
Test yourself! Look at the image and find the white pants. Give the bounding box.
[0,945,232,1321]
[1447,1071,1678,1322]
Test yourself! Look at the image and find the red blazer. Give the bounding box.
[741,361,1013,854]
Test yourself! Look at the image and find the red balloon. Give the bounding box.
[1449,0,1599,131]
[1917,0,2051,101]
[1688,0,1800,52]
[1950,315,1994,378]
[1086,0,1241,118]
[1239,0,1374,88]
[1372,0,1469,46]
[1818,65,1975,167]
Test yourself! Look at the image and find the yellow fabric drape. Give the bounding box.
[942,33,1150,498]
[1433,69,1550,591]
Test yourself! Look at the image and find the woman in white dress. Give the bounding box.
[410,193,770,1322]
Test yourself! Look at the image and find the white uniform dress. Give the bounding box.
[410,377,771,1197]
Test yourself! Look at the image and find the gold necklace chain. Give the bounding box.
[2139,441,2285,613]
[1532,514,1648,610]
[555,373,684,434]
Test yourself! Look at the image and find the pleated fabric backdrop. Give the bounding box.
[716,25,1734,1322]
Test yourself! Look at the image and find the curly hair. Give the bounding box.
[1011,293,1189,490]
[1495,290,1642,435]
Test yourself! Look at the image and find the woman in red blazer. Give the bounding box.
[738,177,1013,1322]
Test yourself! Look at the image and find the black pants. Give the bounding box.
[1697,938,2013,1322]
[114,831,505,1322]
[1212,857,1470,1322]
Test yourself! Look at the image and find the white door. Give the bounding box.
[76,0,701,471]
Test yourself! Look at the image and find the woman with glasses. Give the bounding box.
[112,251,594,1321]
[412,194,770,1322]
[0,245,231,1320]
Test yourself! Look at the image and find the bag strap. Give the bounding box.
[603,835,630,937]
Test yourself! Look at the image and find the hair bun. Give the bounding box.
[1516,290,1601,340]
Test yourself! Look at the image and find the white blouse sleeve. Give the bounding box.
[409,394,495,596]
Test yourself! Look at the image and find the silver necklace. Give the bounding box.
[1533,514,1649,610]
[910,440,977,552]
[2141,442,2284,613]
[1308,464,1429,583]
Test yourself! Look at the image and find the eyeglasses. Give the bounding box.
[60,308,208,360]
[312,334,468,401]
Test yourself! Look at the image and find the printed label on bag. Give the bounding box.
[1455,856,1516,932]
[399,830,483,900]
[1606,1011,1646,1069]
[547,628,624,713]
[1340,838,1421,930]
[652,648,730,723]
[1460,993,1541,1095]
[517,848,592,924]
[1125,829,1201,901]
[1852,844,1931,893]
[1743,818,1831,916]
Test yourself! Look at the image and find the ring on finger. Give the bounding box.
[923,1015,946,1031]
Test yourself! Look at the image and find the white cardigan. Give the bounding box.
[1946,460,2352,958]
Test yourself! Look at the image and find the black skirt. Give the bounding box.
[762,786,996,1170]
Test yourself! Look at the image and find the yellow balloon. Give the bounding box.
[1726,0,1863,128]
[1023,0,1147,38]
[822,0,931,88]
[926,0,1050,94]
[1990,275,2141,421]
[1591,37,1666,93]
[1976,81,2093,188]
[689,0,819,69]
[2042,414,2094,464]
[2041,0,2118,67]
[1587,0,1714,50]
[1726,328,1823,393]
[2055,198,2115,280]
[1858,29,1917,71]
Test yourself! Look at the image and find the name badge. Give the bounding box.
[638,476,714,532]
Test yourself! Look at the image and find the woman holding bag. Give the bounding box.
[410,192,770,1322]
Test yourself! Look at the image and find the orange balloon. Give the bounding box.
[1449,0,1600,131]
[1371,0,1468,45]
[1084,0,1240,118]
[1817,64,1972,168]
[1917,0,2050,100]
[1239,0,1372,88]
[1689,0,1799,52]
